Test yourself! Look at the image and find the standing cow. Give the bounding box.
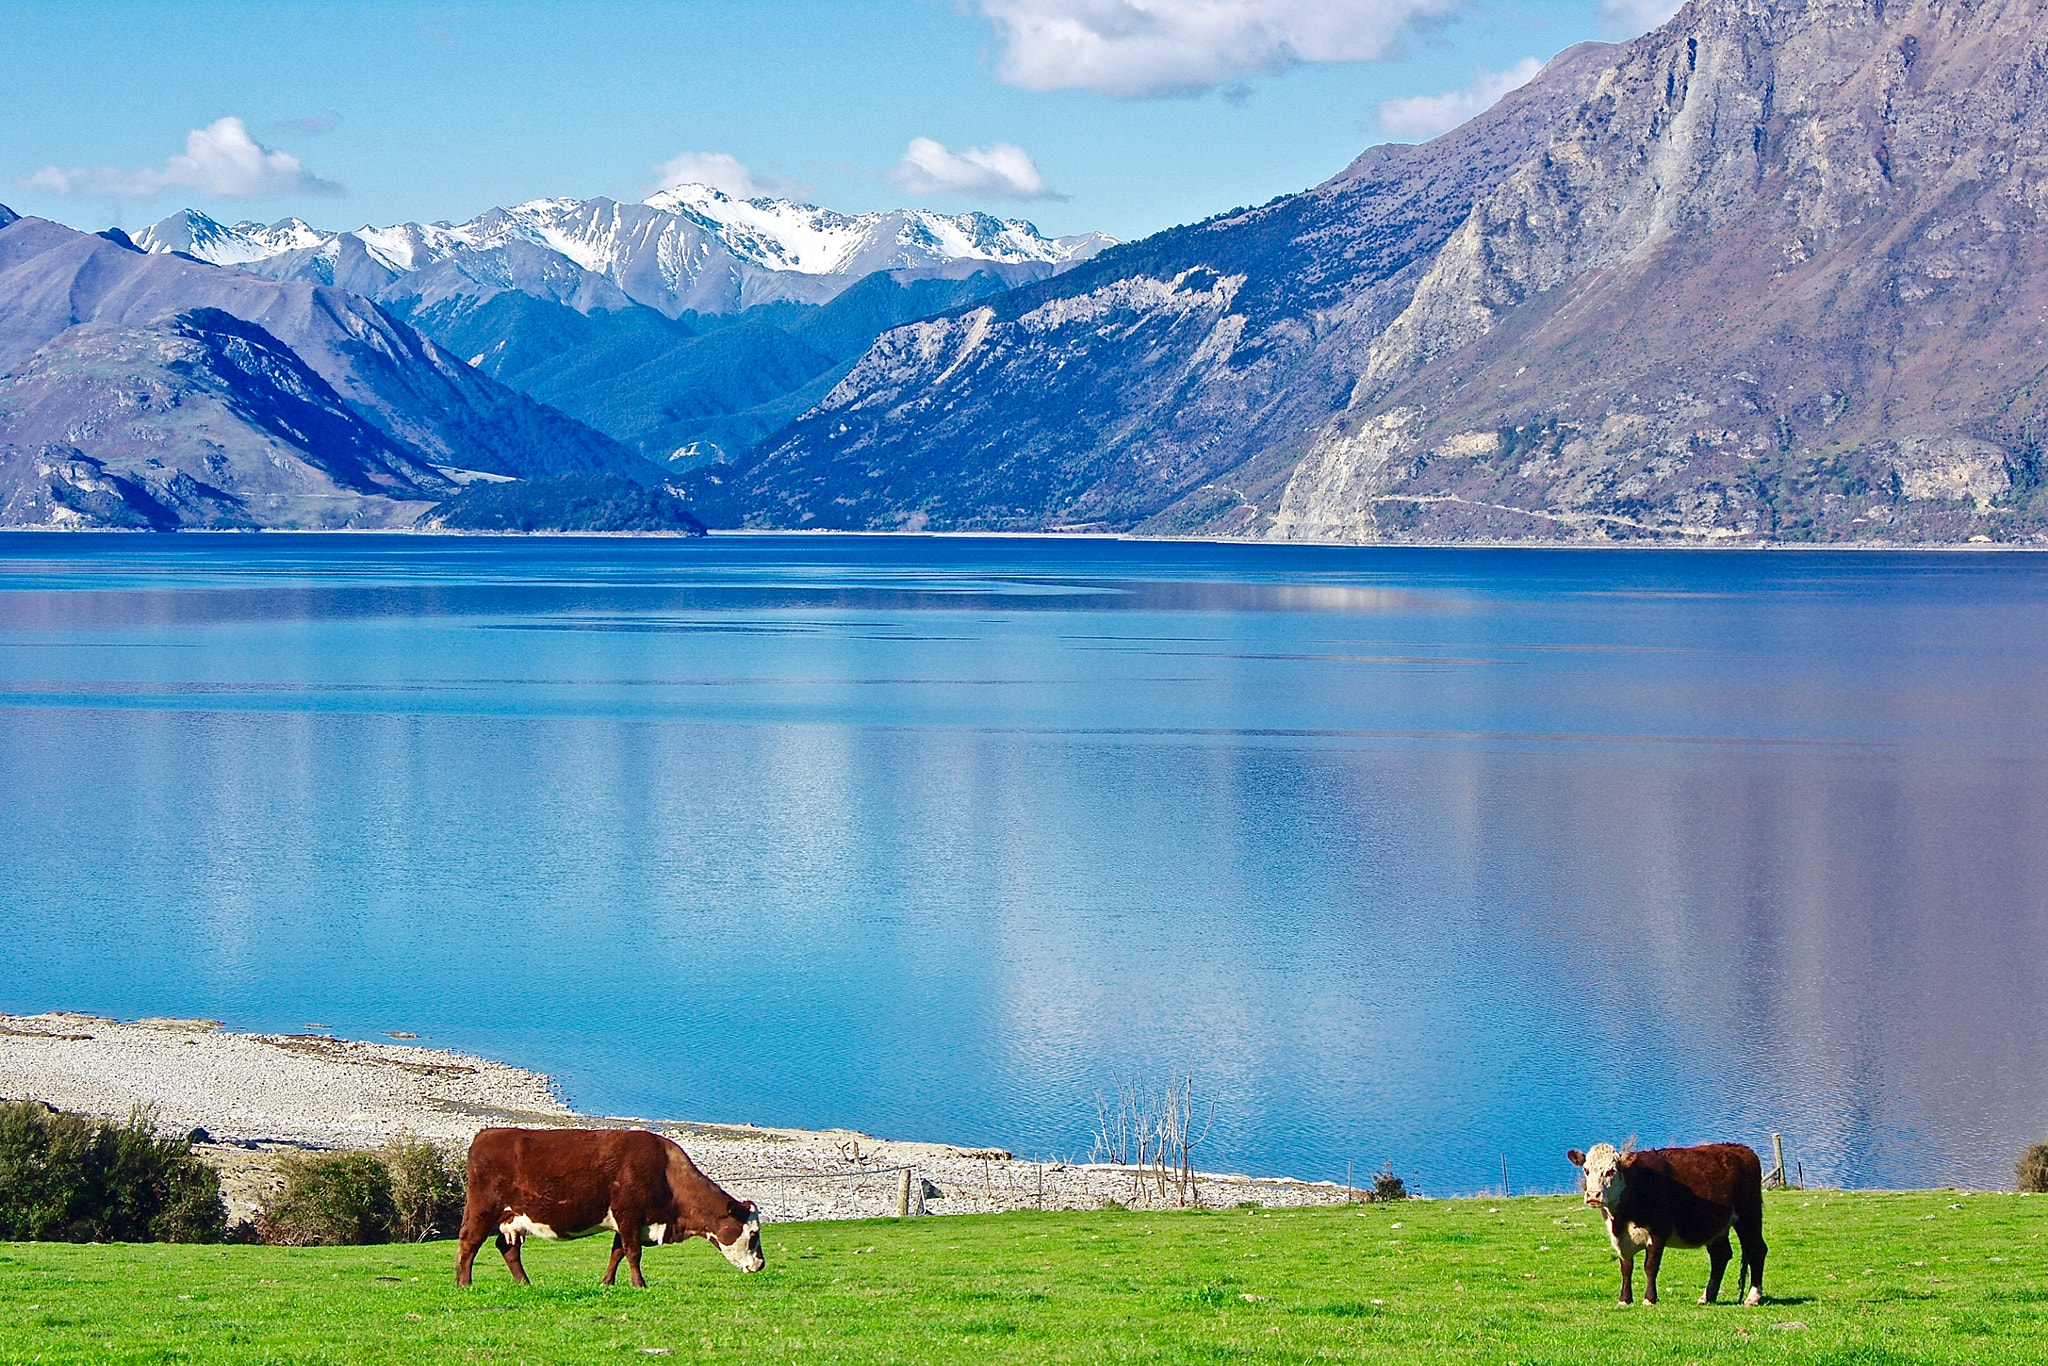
[457,1127,764,1287]
[1567,1141,1766,1306]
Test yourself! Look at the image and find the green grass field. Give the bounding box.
[3,1190,2041,1364]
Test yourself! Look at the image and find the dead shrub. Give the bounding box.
[1090,1075,1211,1208]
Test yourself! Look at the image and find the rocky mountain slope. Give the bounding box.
[0,214,657,529]
[681,43,1617,532]
[138,187,1112,318]
[1273,0,2048,543]
[696,0,2048,544]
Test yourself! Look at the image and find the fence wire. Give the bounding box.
[716,1165,924,1222]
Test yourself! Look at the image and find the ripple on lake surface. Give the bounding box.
[0,534,2042,1191]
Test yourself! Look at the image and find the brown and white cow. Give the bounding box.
[456,1127,764,1288]
[1567,1141,1766,1306]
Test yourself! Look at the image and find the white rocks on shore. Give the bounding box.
[0,1012,1357,1223]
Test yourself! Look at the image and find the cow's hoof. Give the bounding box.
[1698,1294,1711,1305]
[1743,1289,1763,1307]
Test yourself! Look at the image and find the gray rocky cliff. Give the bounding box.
[1277,0,2048,543]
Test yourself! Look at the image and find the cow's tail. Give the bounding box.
[1736,1258,1750,1304]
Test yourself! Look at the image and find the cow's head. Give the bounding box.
[714,1199,764,1273]
[1568,1143,1628,1209]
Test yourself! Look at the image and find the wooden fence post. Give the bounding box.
[897,1166,912,1218]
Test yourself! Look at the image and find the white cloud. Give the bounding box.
[974,0,1463,100]
[22,118,341,200]
[1599,0,1684,39]
[888,138,1062,200]
[652,151,810,200]
[1375,57,1542,141]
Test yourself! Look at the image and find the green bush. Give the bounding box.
[383,1134,465,1243]
[2017,1142,2048,1193]
[1372,1163,1409,1203]
[261,1152,399,1246]
[0,1100,226,1243]
[428,473,706,534]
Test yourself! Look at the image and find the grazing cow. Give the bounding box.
[1567,1141,1766,1306]
[456,1127,764,1287]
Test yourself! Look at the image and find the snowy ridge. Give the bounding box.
[638,184,1103,275]
[136,186,1115,317]
[136,211,325,265]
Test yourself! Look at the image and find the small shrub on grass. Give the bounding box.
[1372,1162,1408,1202]
[383,1133,465,1242]
[0,1100,226,1242]
[2017,1141,2048,1193]
[261,1151,398,1246]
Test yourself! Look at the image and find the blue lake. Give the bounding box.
[1,533,2043,1193]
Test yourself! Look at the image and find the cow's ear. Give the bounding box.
[1567,1149,1585,1167]
[743,1199,758,1212]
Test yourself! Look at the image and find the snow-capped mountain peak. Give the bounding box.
[135,211,325,264]
[639,182,1100,276]
[136,188,1113,318]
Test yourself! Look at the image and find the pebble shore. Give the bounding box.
[1,1012,1356,1225]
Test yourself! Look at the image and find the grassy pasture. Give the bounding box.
[2,1190,2041,1364]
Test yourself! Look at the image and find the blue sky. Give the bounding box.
[3,1,1675,243]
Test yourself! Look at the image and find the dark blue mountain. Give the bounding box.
[0,213,666,530]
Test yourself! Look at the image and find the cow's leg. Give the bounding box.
[603,1232,627,1287]
[498,1231,531,1286]
[1618,1250,1635,1305]
[618,1224,647,1289]
[456,1208,494,1287]
[1701,1233,1732,1304]
[1642,1236,1664,1305]
[1736,1210,1766,1305]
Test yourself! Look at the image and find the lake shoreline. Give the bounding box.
[0,1011,1358,1227]
[1,525,2042,550]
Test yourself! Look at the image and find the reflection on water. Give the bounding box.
[0,534,2043,1191]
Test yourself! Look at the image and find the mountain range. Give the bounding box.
[132,189,1112,476]
[11,0,2048,542]
[692,0,2048,544]
[135,187,1112,317]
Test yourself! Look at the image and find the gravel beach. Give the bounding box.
[1,1012,1355,1226]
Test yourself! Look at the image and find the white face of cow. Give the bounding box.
[1573,1143,1627,1209]
[717,1205,764,1273]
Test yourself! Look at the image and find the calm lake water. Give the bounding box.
[1,534,2043,1192]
